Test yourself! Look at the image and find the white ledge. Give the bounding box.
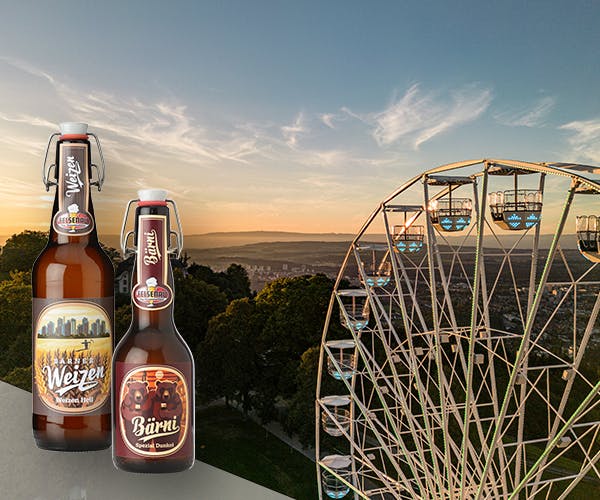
[0,381,291,499]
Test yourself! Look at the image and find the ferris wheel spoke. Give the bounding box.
[476,182,578,499]
[319,401,424,499]
[422,178,457,496]
[460,167,493,496]
[508,379,600,499]
[318,160,600,499]
[526,286,600,496]
[322,343,430,497]
[329,300,443,496]
[555,447,600,500]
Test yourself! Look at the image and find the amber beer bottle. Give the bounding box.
[32,122,114,451]
[113,189,194,473]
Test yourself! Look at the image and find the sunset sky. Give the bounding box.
[1,1,599,237]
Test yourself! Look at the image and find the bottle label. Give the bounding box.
[32,297,113,415]
[115,364,192,458]
[52,142,94,236]
[132,215,173,311]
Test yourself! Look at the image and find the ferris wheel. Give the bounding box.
[315,159,600,499]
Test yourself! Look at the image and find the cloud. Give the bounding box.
[344,83,493,149]
[0,58,262,168]
[320,113,336,129]
[560,119,600,162]
[494,96,556,127]
[0,58,502,234]
[0,56,58,87]
[0,112,56,129]
[281,112,307,148]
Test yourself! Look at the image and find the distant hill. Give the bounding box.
[0,230,581,252]
[84,231,358,251]
[184,231,358,249]
[187,240,352,268]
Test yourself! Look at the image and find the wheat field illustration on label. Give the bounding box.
[34,301,112,413]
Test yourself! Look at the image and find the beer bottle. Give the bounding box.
[113,189,194,473]
[32,122,114,451]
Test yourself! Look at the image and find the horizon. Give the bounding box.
[0,227,583,252]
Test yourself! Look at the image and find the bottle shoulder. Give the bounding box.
[114,327,194,366]
[34,242,114,275]
[33,242,114,297]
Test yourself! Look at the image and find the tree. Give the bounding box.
[99,243,122,269]
[114,304,132,341]
[187,263,215,284]
[0,271,32,376]
[283,346,320,447]
[224,264,252,300]
[196,298,263,415]
[173,270,228,350]
[0,231,47,278]
[188,262,252,301]
[1,366,31,392]
[255,274,336,399]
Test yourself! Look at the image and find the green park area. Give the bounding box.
[196,405,317,499]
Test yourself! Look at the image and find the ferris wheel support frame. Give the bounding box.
[316,159,600,500]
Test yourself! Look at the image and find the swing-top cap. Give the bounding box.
[138,189,168,202]
[59,122,88,136]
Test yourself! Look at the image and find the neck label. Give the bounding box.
[52,142,94,236]
[132,215,173,311]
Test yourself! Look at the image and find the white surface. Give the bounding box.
[138,189,168,202]
[320,396,350,407]
[59,122,88,135]
[0,381,292,500]
[325,340,355,349]
[320,455,351,469]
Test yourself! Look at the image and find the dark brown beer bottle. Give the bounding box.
[32,122,114,451]
[113,189,194,473]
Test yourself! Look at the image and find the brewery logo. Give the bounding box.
[53,203,93,234]
[119,366,189,457]
[33,301,112,414]
[132,276,172,308]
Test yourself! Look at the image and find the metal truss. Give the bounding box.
[316,159,600,499]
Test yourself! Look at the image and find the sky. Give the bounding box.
[0,0,599,237]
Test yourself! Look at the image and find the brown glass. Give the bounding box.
[113,204,194,473]
[32,137,114,451]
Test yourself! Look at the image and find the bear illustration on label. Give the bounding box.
[151,380,183,447]
[121,380,154,445]
[118,367,188,457]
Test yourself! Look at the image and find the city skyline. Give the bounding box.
[37,315,109,338]
[1,2,600,236]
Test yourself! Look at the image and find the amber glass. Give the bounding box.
[32,137,114,451]
[113,204,194,473]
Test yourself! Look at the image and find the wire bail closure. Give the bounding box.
[41,131,106,192]
[120,198,184,258]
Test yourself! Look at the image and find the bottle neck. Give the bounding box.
[130,204,176,332]
[49,137,99,246]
